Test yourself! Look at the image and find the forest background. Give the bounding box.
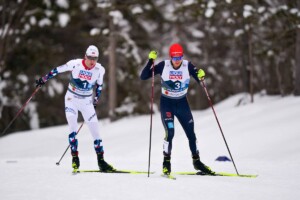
[1,0,300,135]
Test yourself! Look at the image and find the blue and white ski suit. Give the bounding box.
[140,59,201,156]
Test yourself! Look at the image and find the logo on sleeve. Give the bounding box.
[78,70,92,80]
[169,71,182,80]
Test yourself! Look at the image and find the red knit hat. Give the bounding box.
[169,43,183,57]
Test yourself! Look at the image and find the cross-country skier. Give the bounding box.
[36,45,115,172]
[140,43,215,175]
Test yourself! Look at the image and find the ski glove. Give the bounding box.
[148,51,157,60]
[197,69,205,80]
[36,77,46,87]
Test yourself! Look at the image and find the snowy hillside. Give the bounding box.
[0,93,300,200]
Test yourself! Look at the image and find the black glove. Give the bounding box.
[35,78,45,88]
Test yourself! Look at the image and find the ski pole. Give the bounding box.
[200,79,239,175]
[147,61,155,177]
[55,122,84,166]
[1,87,40,136]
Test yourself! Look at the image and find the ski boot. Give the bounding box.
[97,153,115,172]
[192,154,215,175]
[71,151,80,170]
[162,155,171,175]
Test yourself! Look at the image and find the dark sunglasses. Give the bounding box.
[86,56,98,61]
[171,56,183,61]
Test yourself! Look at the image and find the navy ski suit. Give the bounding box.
[140,59,201,156]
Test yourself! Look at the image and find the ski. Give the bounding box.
[175,171,258,178]
[161,174,176,180]
[73,169,154,174]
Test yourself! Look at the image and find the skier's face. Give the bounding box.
[171,56,183,69]
[85,56,98,68]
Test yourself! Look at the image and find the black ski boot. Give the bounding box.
[163,155,171,175]
[192,154,215,175]
[97,153,115,172]
[71,151,80,169]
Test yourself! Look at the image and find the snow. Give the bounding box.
[47,79,64,97]
[17,74,28,84]
[188,27,205,38]
[205,8,214,18]
[56,0,69,9]
[258,6,266,13]
[243,5,253,18]
[38,18,52,27]
[80,3,89,12]
[1,93,300,200]
[186,41,202,54]
[90,28,101,36]
[109,10,124,25]
[207,1,216,8]
[131,6,143,15]
[182,0,195,7]
[58,13,70,28]
[30,16,37,25]
[234,29,244,37]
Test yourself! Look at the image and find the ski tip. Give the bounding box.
[218,172,258,178]
[237,174,258,178]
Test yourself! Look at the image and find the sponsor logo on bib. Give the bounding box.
[169,71,182,80]
[78,70,92,80]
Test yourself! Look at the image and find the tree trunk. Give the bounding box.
[295,1,300,95]
[108,14,117,120]
[248,28,254,102]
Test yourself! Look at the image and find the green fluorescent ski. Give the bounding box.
[175,171,258,178]
[73,169,154,174]
[161,174,177,180]
[217,172,258,178]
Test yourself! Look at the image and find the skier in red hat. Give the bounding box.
[140,43,214,175]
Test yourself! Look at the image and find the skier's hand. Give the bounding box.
[35,78,45,88]
[93,97,98,109]
[197,69,205,80]
[148,51,157,60]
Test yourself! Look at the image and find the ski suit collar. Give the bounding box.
[82,59,95,70]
